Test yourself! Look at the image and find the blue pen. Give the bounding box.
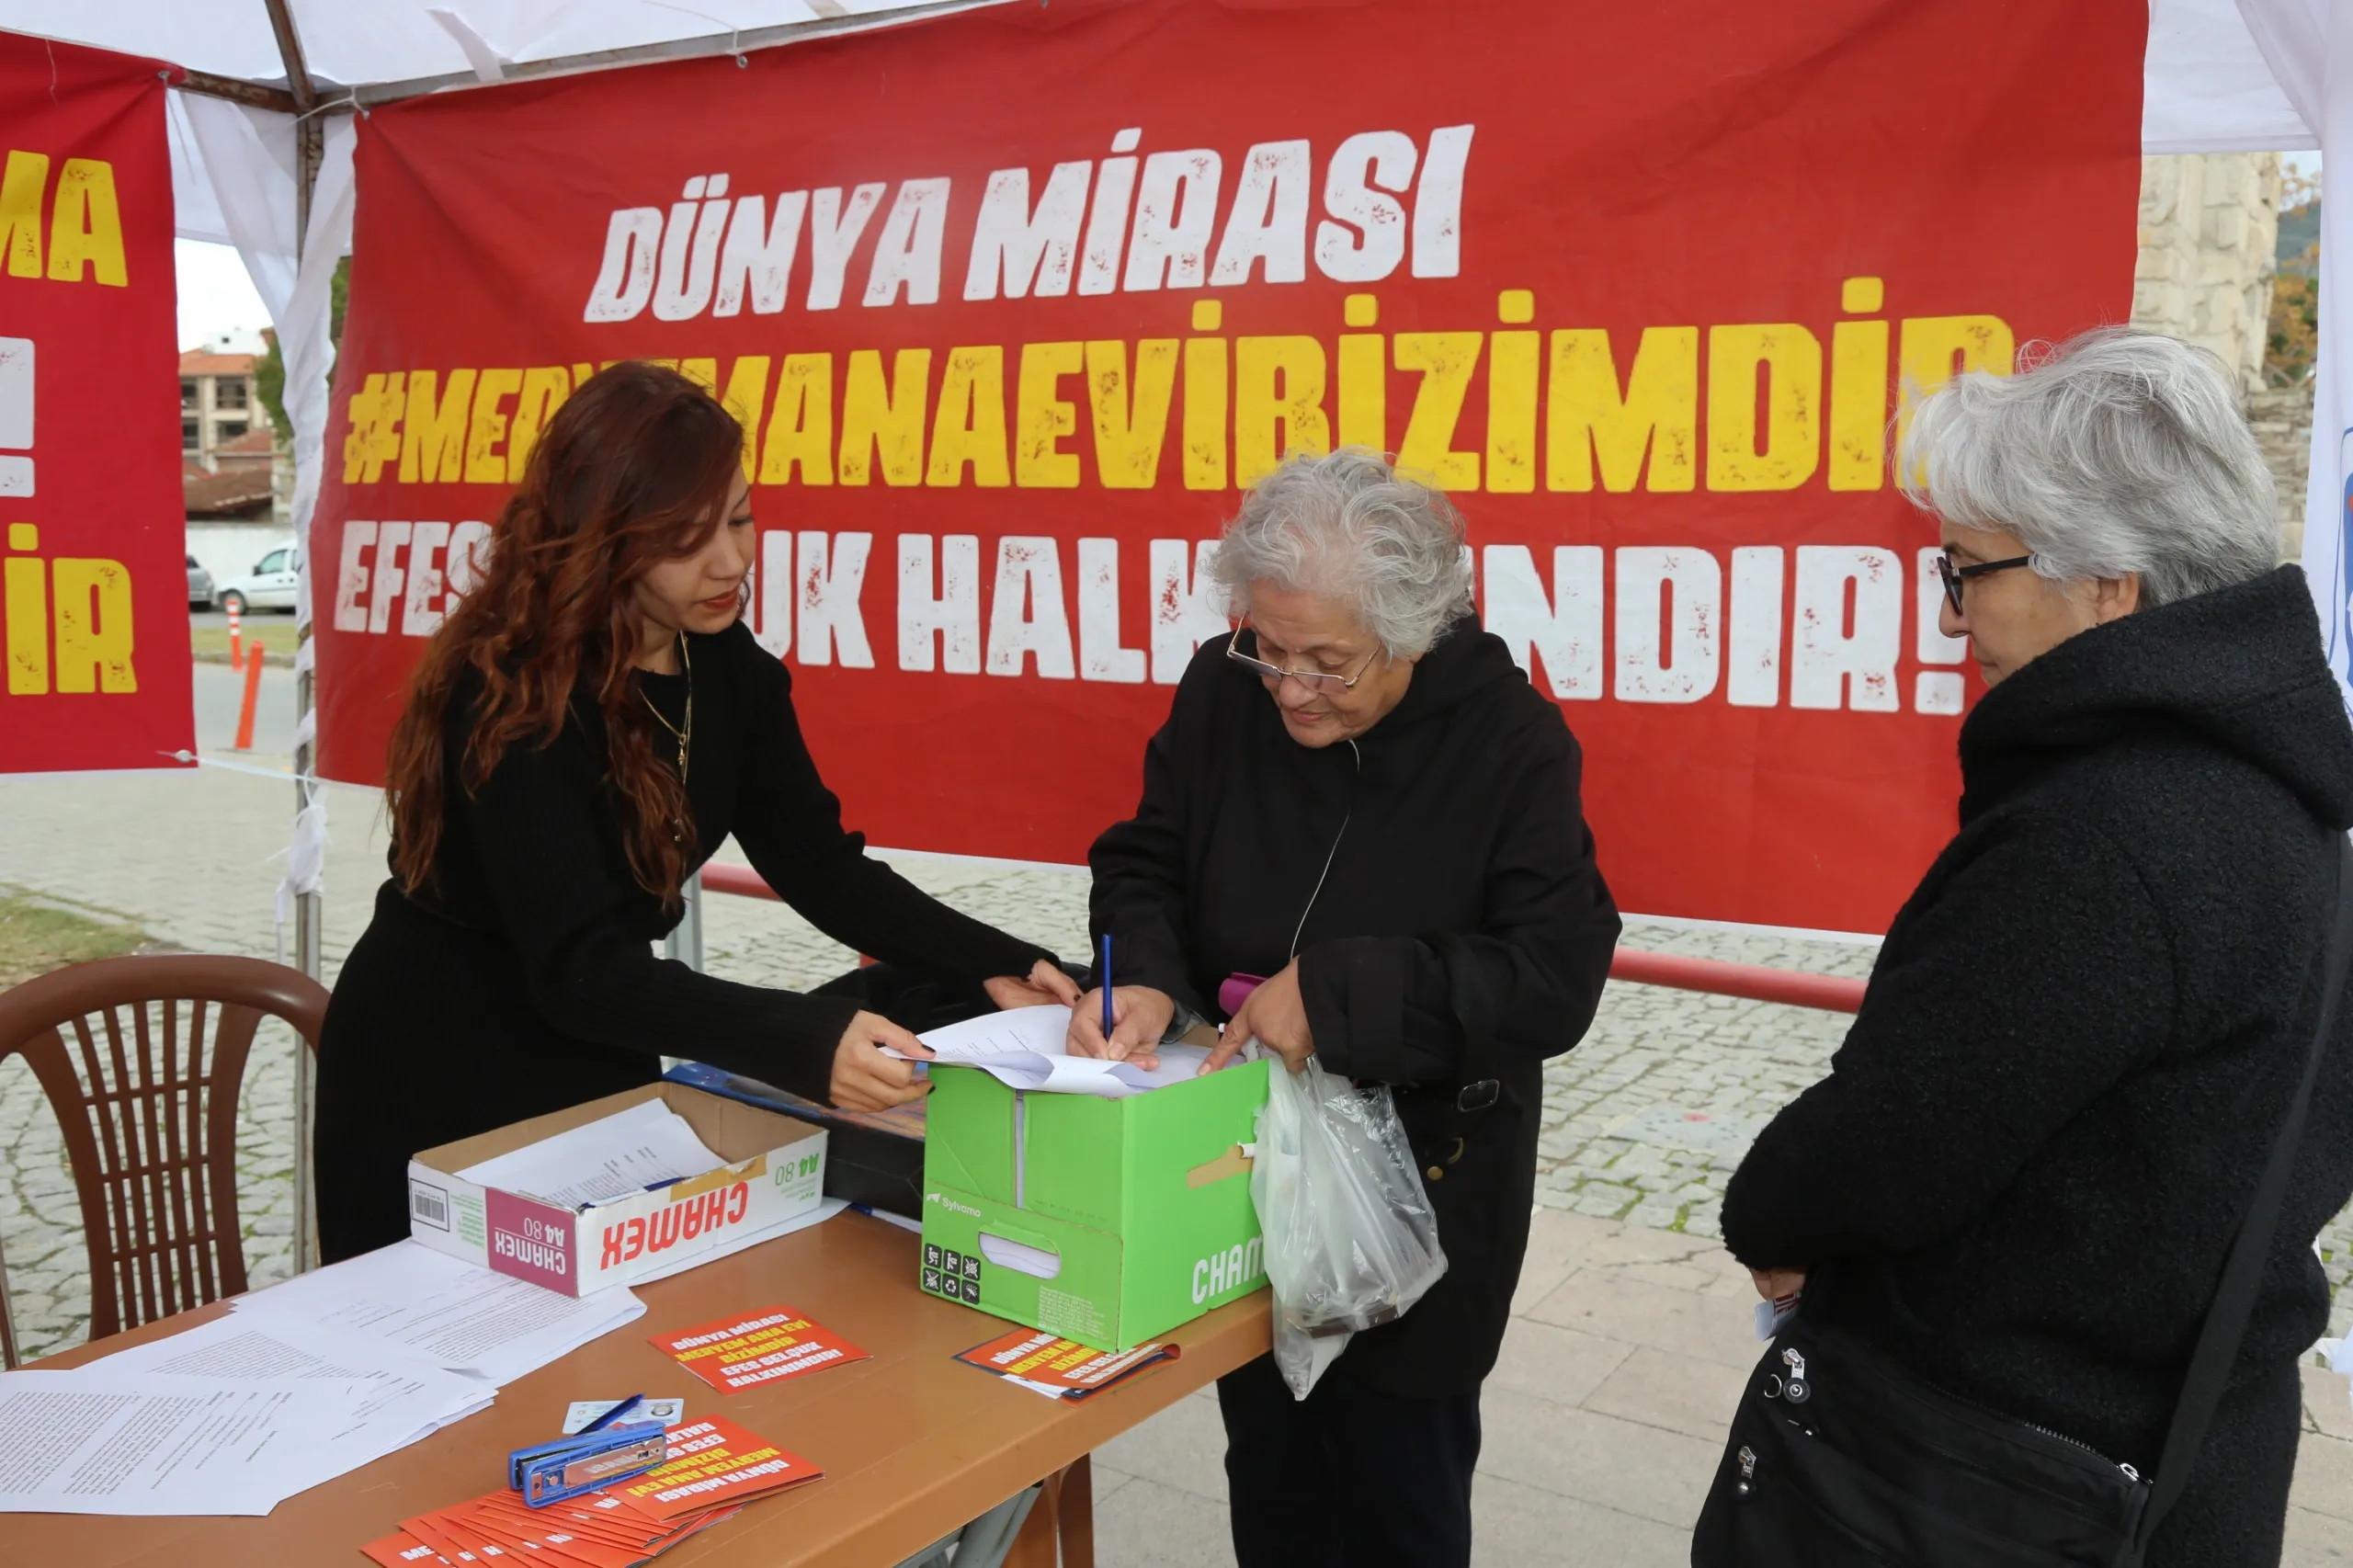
[578,1393,645,1435]
[1099,933,1116,1045]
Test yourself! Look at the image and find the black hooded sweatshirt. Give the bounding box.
[1090,619,1621,1398]
[1722,567,2353,1566]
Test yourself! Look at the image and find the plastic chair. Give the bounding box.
[0,953,328,1367]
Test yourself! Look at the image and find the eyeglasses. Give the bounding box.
[1935,551,2035,615]
[1225,625,1382,691]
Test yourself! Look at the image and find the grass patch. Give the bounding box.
[0,892,153,990]
[190,623,295,667]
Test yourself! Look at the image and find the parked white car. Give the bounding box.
[215,543,301,615]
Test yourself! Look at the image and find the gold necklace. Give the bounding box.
[641,632,693,793]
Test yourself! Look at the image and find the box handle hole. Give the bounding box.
[979,1232,1063,1279]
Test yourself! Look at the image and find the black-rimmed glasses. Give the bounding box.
[1225,625,1382,691]
[1935,551,2035,615]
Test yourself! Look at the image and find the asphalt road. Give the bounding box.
[191,656,298,757]
[186,605,301,759]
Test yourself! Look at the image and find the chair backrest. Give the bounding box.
[0,953,328,1367]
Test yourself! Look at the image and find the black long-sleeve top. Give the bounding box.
[314,619,1048,1258]
[1087,621,1620,1394]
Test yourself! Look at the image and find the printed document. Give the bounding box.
[232,1239,644,1384]
[896,1006,1211,1097]
[0,1369,396,1515]
[84,1313,494,1490]
[457,1097,725,1209]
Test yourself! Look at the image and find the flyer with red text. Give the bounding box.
[649,1305,869,1392]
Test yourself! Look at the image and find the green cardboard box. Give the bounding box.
[918,1056,1272,1351]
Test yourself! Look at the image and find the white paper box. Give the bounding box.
[405,1083,826,1295]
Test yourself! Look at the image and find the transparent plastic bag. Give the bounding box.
[1249,1057,1448,1399]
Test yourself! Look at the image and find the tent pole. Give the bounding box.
[262,0,318,116]
[267,0,326,1277]
[175,71,300,115]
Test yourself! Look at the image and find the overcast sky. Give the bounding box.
[176,238,272,352]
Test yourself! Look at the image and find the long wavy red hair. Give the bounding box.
[385,361,742,908]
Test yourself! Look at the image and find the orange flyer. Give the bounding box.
[360,1532,454,1568]
[952,1328,1180,1400]
[605,1415,821,1523]
[648,1304,869,1392]
[371,1471,752,1567]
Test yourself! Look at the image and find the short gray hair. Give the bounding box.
[1212,448,1474,657]
[1897,327,2278,609]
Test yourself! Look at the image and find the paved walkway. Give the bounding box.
[1088,1210,2353,1565]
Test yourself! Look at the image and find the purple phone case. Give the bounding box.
[1219,972,1267,1017]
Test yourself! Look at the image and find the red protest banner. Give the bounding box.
[0,32,192,773]
[314,0,2141,932]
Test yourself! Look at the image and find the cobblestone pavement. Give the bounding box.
[6,753,2353,1366]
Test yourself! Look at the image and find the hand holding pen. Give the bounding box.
[1063,933,1174,1068]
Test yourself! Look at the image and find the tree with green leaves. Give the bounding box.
[254,256,350,444]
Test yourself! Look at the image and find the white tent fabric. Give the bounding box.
[273,116,354,923]
[164,93,233,246]
[2147,0,2316,148]
[2235,0,2353,708]
[5,0,956,87]
[172,93,301,312]
[165,93,352,926]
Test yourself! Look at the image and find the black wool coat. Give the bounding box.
[1090,619,1621,1398]
[1722,567,2353,1567]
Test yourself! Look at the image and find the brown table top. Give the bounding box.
[4,1210,1272,1568]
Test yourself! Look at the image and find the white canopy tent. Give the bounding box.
[0,0,2339,1265]
[7,0,2328,945]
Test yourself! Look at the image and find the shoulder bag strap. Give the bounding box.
[2135,835,2353,1552]
[1424,930,1511,1113]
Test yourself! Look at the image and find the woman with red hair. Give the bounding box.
[315,362,1075,1262]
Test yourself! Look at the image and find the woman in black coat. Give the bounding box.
[1070,449,1621,1568]
[1719,328,2353,1566]
[316,364,1074,1262]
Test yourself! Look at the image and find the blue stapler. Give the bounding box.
[507,1395,669,1507]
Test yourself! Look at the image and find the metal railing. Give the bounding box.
[693,861,1869,1014]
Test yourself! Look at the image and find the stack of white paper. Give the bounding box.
[0,1242,647,1517]
[53,1313,494,1511]
[0,1368,431,1516]
[231,1239,646,1386]
[897,1006,1212,1098]
[457,1098,725,1209]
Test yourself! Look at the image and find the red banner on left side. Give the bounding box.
[0,32,190,773]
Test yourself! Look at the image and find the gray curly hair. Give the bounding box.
[1897,327,2278,609]
[1211,448,1475,658]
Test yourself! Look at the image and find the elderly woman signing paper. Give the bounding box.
[1068,449,1620,1568]
[1702,331,2353,1566]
